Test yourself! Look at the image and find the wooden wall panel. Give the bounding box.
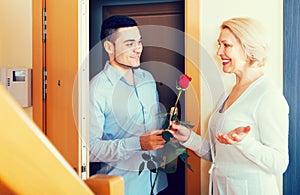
[185,0,201,195]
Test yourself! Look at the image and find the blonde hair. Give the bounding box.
[221,17,269,66]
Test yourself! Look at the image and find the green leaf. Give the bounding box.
[147,160,157,173]
[176,84,185,91]
[162,131,173,143]
[138,161,145,175]
[179,152,189,159]
[142,153,151,161]
[179,153,193,172]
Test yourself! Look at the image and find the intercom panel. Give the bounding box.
[0,68,32,107]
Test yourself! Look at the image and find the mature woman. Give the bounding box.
[170,17,289,195]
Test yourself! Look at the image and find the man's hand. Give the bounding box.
[216,126,251,145]
[140,130,165,151]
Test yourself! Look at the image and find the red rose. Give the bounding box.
[178,74,192,89]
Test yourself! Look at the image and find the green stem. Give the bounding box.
[150,169,159,195]
[168,89,183,129]
[170,90,182,121]
[174,90,182,108]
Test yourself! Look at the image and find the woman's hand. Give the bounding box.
[168,122,192,142]
[216,126,251,144]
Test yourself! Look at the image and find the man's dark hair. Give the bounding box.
[100,15,138,41]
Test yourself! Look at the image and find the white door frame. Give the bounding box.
[78,0,89,180]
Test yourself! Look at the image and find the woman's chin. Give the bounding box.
[222,67,232,74]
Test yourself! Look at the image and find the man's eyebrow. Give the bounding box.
[123,37,142,43]
[123,39,135,43]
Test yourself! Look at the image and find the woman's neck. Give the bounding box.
[235,68,264,87]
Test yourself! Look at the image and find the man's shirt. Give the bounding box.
[89,61,167,195]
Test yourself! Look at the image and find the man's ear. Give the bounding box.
[103,40,114,54]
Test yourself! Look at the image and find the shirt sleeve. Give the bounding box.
[234,90,289,175]
[89,85,142,162]
[181,130,212,162]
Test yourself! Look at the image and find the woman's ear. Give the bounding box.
[103,40,114,55]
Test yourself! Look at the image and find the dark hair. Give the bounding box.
[100,15,138,41]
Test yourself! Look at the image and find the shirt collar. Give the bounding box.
[103,61,145,86]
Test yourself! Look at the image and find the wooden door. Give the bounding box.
[33,0,89,178]
[45,0,79,172]
[102,2,185,194]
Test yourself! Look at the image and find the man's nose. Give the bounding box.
[133,45,143,53]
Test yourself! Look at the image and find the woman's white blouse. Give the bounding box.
[182,76,289,195]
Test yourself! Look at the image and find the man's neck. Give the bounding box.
[110,61,135,85]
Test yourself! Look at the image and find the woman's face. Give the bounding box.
[217,28,248,75]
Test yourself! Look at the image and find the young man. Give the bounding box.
[89,15,167,195]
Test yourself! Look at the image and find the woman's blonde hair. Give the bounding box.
[221,17,269,66]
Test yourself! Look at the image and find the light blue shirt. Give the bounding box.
[89,62,167,195]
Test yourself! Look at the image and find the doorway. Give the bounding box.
[33,0,201,193]
[89,1,185,194]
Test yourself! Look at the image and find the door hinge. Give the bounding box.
[81,165,86,173]
[42,8,47,42]
[43,67,47,101]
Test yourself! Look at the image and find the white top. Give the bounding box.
[182,76,289,195]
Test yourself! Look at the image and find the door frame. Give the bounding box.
[78,0,89,180]
[32,0,44,131]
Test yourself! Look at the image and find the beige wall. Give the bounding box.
[0,0,32,116]
[199,0,283,194]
